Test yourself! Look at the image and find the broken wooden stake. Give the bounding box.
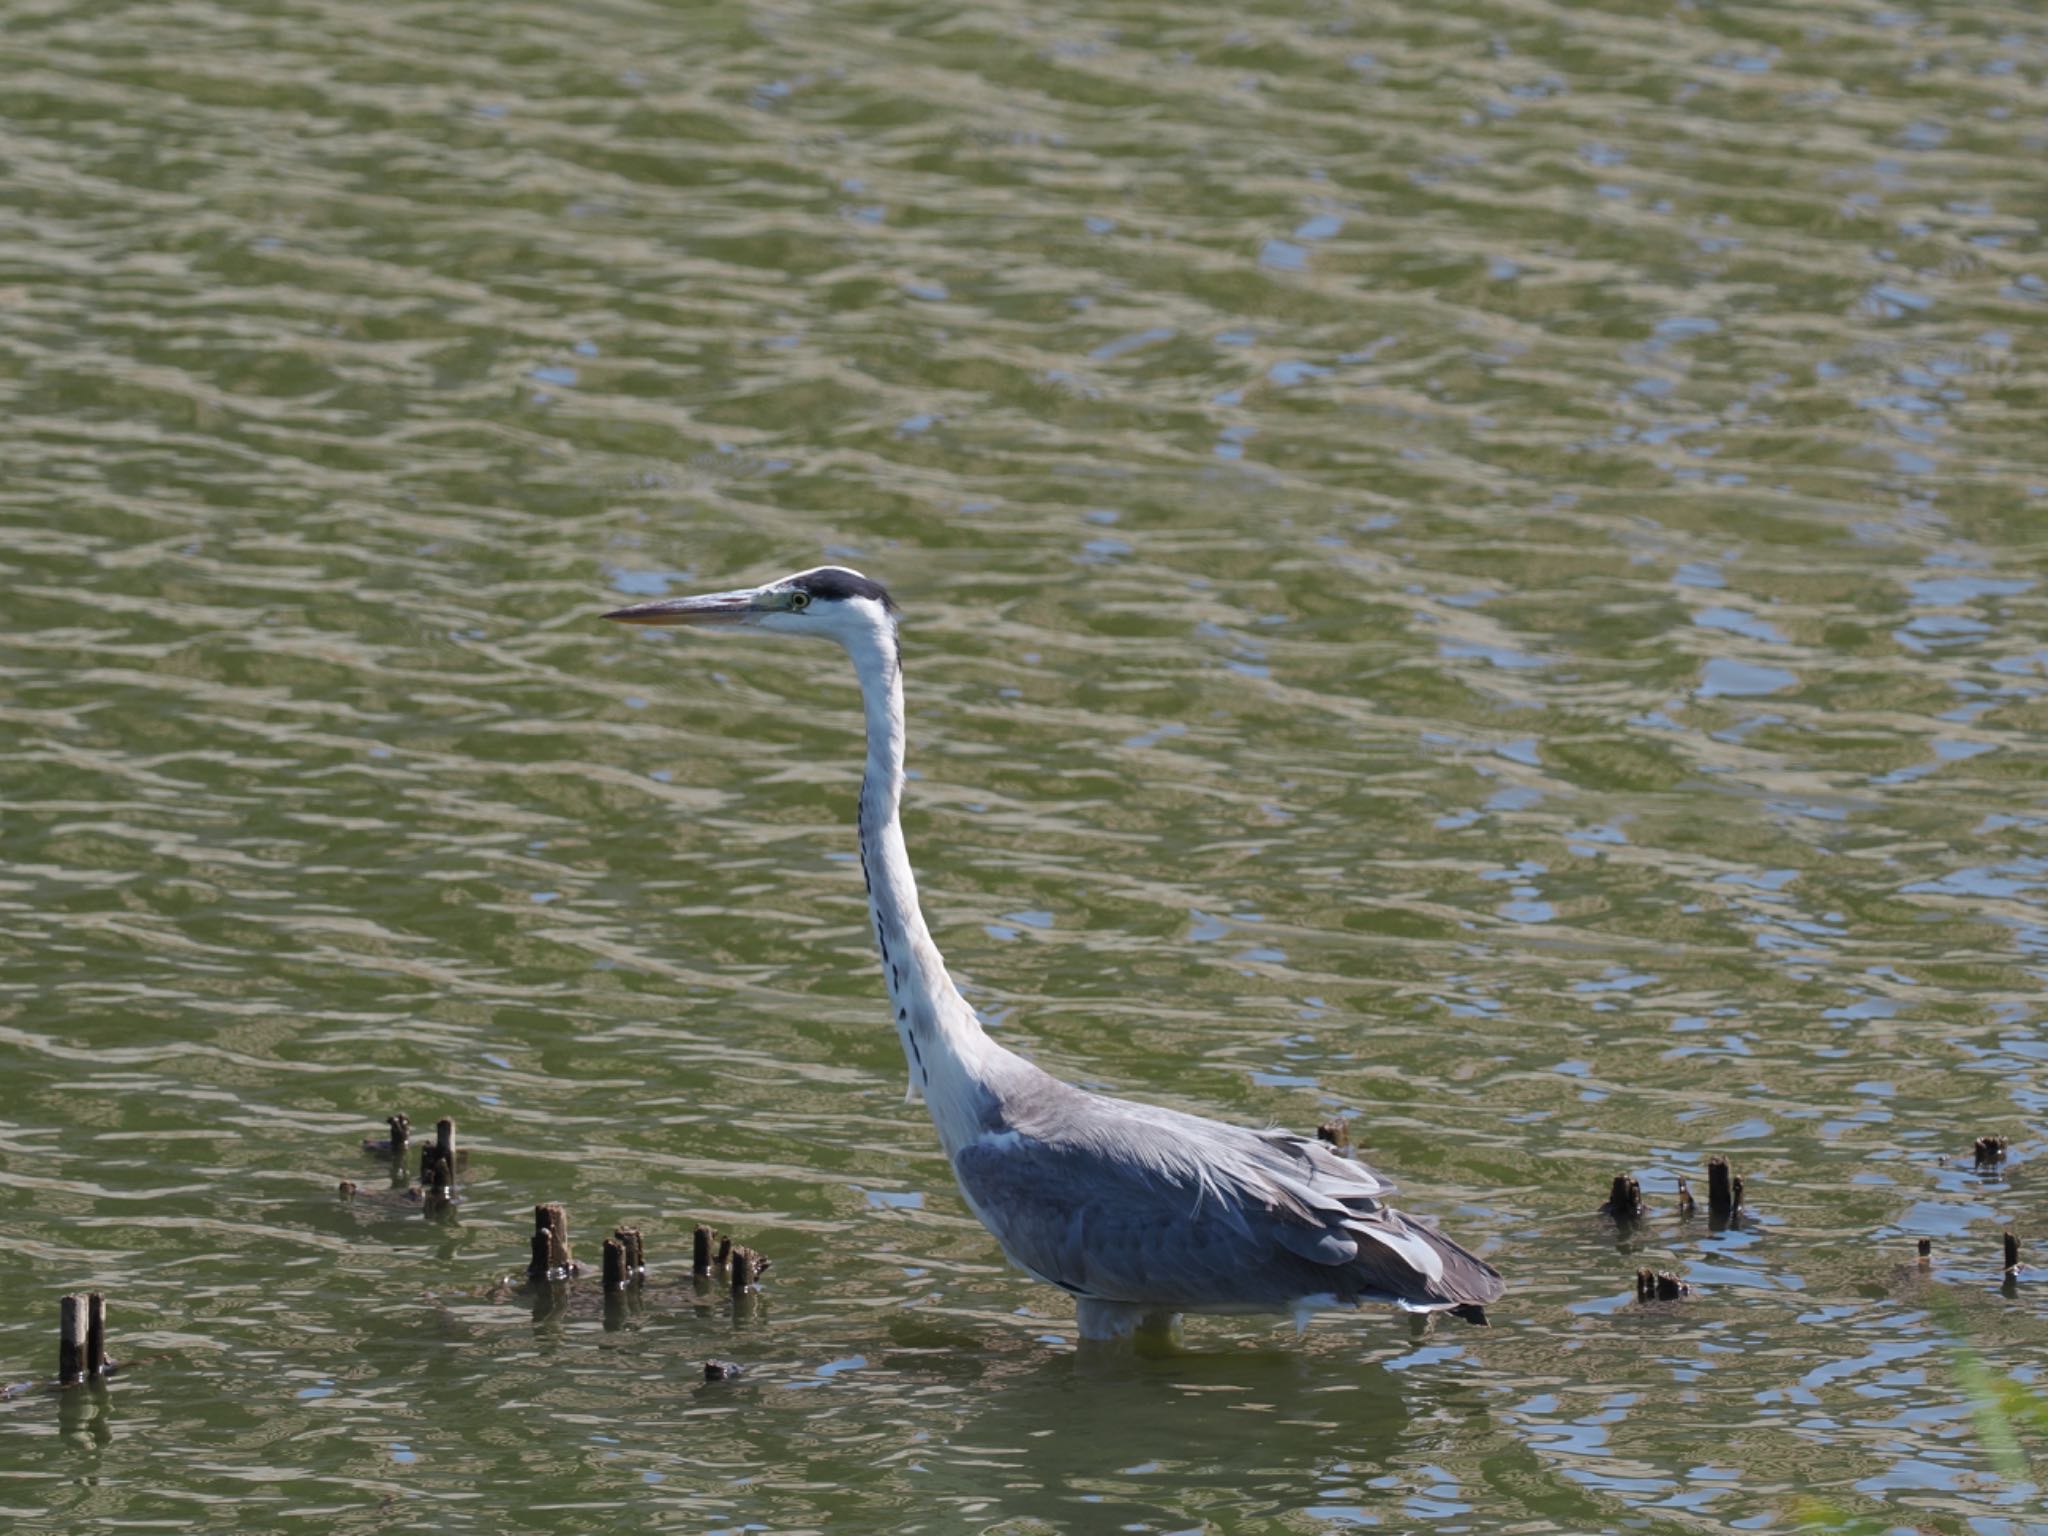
[526,1203,577,1281]
[362,1112,411,1157]
[1676,1177,1697,1219]
[58,1295,86,1386]
[1316,1119,1350,1152]
[602,1237,626,1292]
[692,1225,714,1278]
[2004,1231,2020,1279]
[1917,1238,1932,1264]
[613,1226,645,1278]
[1635,1268,1692,1302]
[1601,1174,1646,1222]
[715,1235,732,1271]
[703,1359,743,1381]
[1707,1157,1742,1223]
[85,1295,106,1379]
[730,1246,759,1296]
[418,1118,458,1213]
[1975,1136,2009,1169]
[336,1179,357,1200]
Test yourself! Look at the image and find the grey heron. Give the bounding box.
[604,566,1504,1342]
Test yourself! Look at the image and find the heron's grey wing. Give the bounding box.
[951,1110,1501,1312]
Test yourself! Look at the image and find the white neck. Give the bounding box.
[842,610,1004,1152]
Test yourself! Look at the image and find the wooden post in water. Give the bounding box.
[613,1227,644,1279]
[1917,1238,1932,1266]
[703,1360,743,1381]
[58,1295,86,1386]
[419,1118,457,1213]
[86,1294,107,1379]
[1601,1175,1645,1222]
[715,1235,732,1271]
[602,1237,626,1292]
[527,1203,576,1281]
[1316,1119,1350,1152]
[1707,1157,1742,1223]
[2004,1231,2020,1279]
[1676,1178,1697,1219]
[1975,1136,2009,1169]
[730,1246,759,1296]
[692,1225,714,1277]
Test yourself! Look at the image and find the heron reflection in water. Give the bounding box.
[605,567,1503,1343]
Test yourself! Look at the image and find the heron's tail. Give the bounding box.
[1367,1209,1505,1319]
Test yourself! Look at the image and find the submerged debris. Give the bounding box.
[703,1359,744,1381]
[1975,1135,2010,1170]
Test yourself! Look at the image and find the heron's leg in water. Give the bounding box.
[1074,1300,1185,1351]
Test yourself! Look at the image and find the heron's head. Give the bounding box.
[602,565,899,652]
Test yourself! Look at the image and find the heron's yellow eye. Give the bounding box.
[788,589,811,612]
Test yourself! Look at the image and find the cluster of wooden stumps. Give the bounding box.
[1599,1141,2028,1305]
[340,1113,460,1214]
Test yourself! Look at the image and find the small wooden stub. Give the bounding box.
[1635,1268,1693,1302]
[1315,1119,1350,1152]
[703,1360,743,1381]
[363,1112,411,1157]
[527,1203,577,1281]
[612,1226,645,1278]
[729,1247,759,1296]
[715,1235,732,1271]
[1975,1135,2010,1169]
[602,1238,626,1292]
[1676,1177,1697,1219]
[1917,1237,1932,1264]
[692,1225,714,1278]
[58,1295,86,1386]
[85,1295,107,1379]
[2004,1230,2020,1279]
[1707,1157,1742,1223]
[418,1118,458,1213]
[337,1179,357,1200]
[1601,1174,1646,1222]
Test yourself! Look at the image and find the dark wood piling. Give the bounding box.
[85,1294,107,1379]
[1676,1177,1697,1219]
[526,1203,577,1281]
[692,1224,714,1278]
[418,1118,458,1213]
[715,1235,732,1271]
[703,1360,743,1381]
[1601,1174,1647,1222]
[362,1112,411,1157]
[612,1226,645,1279]
[2004,1231,2020,1279]
[1975,1136,2009,1169]
[602,1238,626,1292]
[1917,1238,1932,1264]
[58,1296,86,1386]
[337,1179,356,1200]
[1707,1157,1743,1224]
[1635,1268,1693,1302]
[1316,1119,1350,1152]
[730,1246,760,1296]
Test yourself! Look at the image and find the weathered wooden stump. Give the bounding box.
[362,1112,411,1158]
[1675,1177,1697,1219]
[1975,1135,2010,1169]
[1917,1238,1932,1264]
[1315,1119,1350,1152]
[526,1203,578,1281]
[1601,1174,1646,1222]
[418,1118,458,1214]
[730,1246,760,1296]
[337,1179,357,1200]
[2003,1230,2020,1279]
[715,1235,733,1271]
[1706,1156,1743,1224]
[692,1224,714,1278]
[1635,1268,1693,1302]
[703,1359,744,1381]
[58,1296,87,1386]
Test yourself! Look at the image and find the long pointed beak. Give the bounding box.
[602,586,765,626]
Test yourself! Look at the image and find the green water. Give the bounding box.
[5,0,2048,1529]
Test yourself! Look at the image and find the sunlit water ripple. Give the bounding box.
[3,0,2047,1530]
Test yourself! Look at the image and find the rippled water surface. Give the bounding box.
[6,0,2048,1529]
